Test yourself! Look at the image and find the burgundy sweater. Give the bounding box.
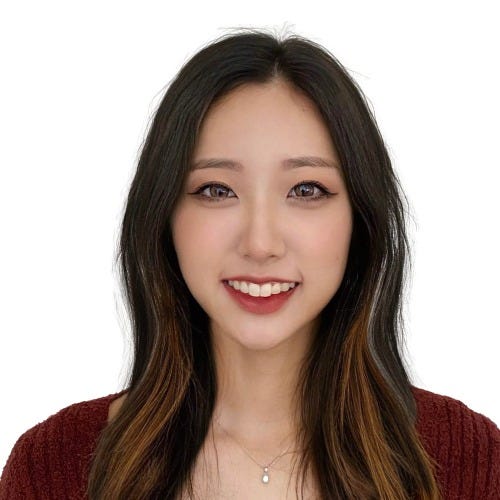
[1,387,499,499]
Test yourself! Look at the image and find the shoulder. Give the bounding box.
[0,390,127,499]
[11,389,127,451]
[411,386,500,498]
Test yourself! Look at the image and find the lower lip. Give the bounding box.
[222,281,299,315]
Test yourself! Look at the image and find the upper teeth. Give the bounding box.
[227,280,297,297]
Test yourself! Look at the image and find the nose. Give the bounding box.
[236,200,286,262]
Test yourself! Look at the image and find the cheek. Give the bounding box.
[296,208,353,265]
[304,212,353,303]
[171,205,230,281]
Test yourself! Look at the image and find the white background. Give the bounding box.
[1,1,499,470]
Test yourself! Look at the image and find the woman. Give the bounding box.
[1,29,499,499]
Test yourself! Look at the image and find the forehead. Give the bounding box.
[193,79,339,164]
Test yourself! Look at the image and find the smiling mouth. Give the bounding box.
[222,279,299,314]
[222,279,300,297]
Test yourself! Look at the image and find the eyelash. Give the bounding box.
[189,181,334,203]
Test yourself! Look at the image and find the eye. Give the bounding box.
[289,181,334,202]
[189,183,236,202]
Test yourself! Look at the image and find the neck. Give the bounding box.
[210,323,315,451]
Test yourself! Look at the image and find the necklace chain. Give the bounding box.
[213,414,299,484]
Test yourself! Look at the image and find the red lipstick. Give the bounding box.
[222,280,300,315]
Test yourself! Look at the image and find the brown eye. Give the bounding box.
[289,181,333,202]
[206,185,231,198]
[189,183,236,202]
[292,184,315,197]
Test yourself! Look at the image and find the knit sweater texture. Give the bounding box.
[1,386,499,499]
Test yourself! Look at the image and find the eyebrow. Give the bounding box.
[191,156,340,171]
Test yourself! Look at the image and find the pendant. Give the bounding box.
[262,466,269,484]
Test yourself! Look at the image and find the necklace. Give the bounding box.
[213,415,298,485]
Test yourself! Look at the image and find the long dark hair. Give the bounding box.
[87,28,442,499]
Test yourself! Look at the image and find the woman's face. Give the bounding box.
[171,79,353,351]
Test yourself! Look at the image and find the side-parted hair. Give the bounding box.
[87,28,442,499]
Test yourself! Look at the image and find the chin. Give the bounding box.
[228,327,298,352]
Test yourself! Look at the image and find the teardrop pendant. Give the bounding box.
[262,466,269,484]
